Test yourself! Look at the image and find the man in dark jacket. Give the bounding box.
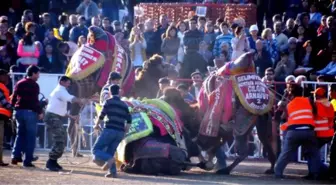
[180,18,207,79]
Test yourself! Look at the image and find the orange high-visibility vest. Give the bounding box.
[314,101,334,138]
[280,97,315,131]
[0,83,12,118]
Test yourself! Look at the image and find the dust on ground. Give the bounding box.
[0,150,333,185]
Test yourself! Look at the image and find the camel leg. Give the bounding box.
[256,114,276,174]
[216,133,249,175]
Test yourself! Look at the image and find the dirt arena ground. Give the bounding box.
[0,150,333,185]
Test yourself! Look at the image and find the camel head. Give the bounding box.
[217,51,256,76]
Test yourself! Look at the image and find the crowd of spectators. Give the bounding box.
[0,0,335,88]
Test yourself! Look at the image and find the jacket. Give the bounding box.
[314,100,335,138]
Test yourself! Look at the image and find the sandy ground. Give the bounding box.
[0,150,333,185]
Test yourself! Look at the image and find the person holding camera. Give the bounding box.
[44,76,85,171]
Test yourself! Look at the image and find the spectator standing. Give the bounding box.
[273,21,288,51]
[231,26,250,61]
[309,3,322,28]
[101,17,113,35]
[129,26,146,69]
[11,65,43,167]
[69,16,88,43]
[248,24,259,51]
[15,15,29,40]
[283,18,297,38]
[144,19,161,58]
[0,20,16,59]
[44,76,83,171]
[16,32,40,72]
[0,69,12,166]
[38,13,54,42]
[59,14,71,41]
[69,14,78,28]
[261,28,278,64]
[176,21,188,63]
[91,16,100,27]
[199,40,212,64]
[203,21,217,52]
[161,26,180,65]
[180,18,207,79]
[197,17,206,33]
[76,0,99,24]
[213,22,233,58]
[112,20,122,33]
[101,0,123,22]
[254,39,273,77]
[0,46,14,71]
[92,85,131,178]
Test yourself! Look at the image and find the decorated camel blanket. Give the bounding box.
[115,99,187,163]
[199,73,273,138]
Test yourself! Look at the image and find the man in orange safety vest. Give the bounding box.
[275,84,320,179]
[0,69,12,166]
[304,87,335,179]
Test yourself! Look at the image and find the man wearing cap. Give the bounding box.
[0,69,12,166]
[100,72,122,106]
[157,77,170,98]
[248,24,259,51]
[92,84,131,178]
[306,87,335,179]
[190,70,203,99]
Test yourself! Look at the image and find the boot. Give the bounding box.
[54,161,63,170]
[46,159,60,172]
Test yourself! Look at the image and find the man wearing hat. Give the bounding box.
[190,70,203,99]
[0,69,12,166]
[307,87,335,179]
[248,24,259,51]
[156,77,170,98]
[92,84,131,178]
[100,72,122,106]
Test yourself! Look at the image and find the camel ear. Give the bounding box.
[246,50,255,56]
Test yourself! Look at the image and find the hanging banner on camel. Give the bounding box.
[65,45,105,80]
[232,73,274,115]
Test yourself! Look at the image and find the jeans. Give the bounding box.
[307,137,332,175]
[92,128,124,174]
[12,110,38,165]
[215,145,227,170]
[274,130,320,176]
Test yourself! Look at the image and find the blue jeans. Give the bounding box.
[215,145,227,170]
[92,128,124,174]
[274,130,320,176]
[12,110,38,165]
